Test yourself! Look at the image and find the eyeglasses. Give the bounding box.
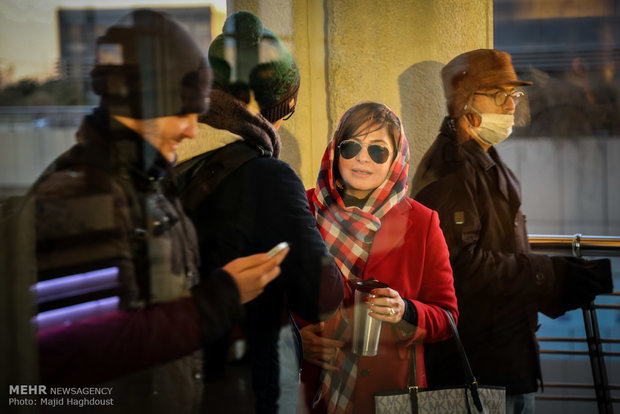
[474,90,524,106]
[337,140,391,164]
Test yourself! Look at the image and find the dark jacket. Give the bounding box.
[411,117,556,394]
[176,93,344,413]
[31,110,241,413]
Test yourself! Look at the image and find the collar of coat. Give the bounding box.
[437,117,495,169]
[412,116,503,197]
[71,109,172,182]
[433,117,515,202]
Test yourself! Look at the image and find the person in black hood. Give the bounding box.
[175,11,344,414]
[14,9,287,414]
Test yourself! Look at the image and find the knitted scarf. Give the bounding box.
[199,89,281,158]
[311,114,410,281]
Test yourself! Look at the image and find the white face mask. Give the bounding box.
[469,108,514,146]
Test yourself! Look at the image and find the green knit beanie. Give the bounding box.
[208,11,300,123]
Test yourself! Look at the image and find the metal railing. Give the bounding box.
[0,105,94,129]
[529,234,620,414]
[529,234,620,257]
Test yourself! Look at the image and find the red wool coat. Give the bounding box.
[301,190,458,414]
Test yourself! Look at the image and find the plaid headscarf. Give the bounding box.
[311,108,410,281]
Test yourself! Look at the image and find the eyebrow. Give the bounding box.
[369,138,390,144]
[349,137,390,146]
[347,136,389,143]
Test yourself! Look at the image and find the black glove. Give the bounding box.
[543,256,613,318]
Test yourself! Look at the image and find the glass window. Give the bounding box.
[0,0,224,202]
[494,2,620,412]
[494,0,620,237]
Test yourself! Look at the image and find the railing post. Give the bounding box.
[581,301,613,414]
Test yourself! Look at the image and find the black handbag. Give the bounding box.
[374,309,505,414]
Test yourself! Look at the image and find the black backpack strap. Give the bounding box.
[176,141,268,213]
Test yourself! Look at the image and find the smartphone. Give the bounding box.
[267,242,289,258]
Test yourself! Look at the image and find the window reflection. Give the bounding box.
[494,0,620,236]
[0,2,221,201]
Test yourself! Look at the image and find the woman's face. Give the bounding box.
[337,124,394,199]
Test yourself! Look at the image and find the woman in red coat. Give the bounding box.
[299,102,458,414]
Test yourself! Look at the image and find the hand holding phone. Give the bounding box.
[223,242,290,304]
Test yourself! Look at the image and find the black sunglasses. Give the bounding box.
[337,140,391,164]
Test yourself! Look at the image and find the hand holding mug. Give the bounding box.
[365,287,405,324]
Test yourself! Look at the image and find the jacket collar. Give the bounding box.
[440,118,515,202]
[437,117,495,172]
[79,109,172,182]
[461,138,495,171]
[460,134,515,202]
[487,146,511,201]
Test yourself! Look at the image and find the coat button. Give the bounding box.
[535,273,544,285]
[361,369,370,377]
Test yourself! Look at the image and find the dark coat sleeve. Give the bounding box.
[38,268,240,386]
[191,157,343,322]
[38,297,201,386]
[256,160,343,322]
[412,138,613,318]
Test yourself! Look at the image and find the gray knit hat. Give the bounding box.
[91,9,211,119]
[208,11,300,123]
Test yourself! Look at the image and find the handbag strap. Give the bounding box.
[407,346,419,414]
[407,309,484,413]
[441,308,484,413]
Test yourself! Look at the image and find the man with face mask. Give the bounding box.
[411,49,612,414]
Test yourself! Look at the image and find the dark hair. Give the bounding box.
[334,102,400,147]
[333,102,401,169]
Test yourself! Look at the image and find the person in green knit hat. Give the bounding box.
[175,10,343,414]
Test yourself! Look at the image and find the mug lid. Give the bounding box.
[349,279,389,293]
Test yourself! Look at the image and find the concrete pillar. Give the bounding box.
[226,0,493,188]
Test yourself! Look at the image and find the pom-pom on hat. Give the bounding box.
[208,11,300,123]
[91,9,211,119]
[441,49,532,119]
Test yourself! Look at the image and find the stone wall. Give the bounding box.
[228,0,493,187]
